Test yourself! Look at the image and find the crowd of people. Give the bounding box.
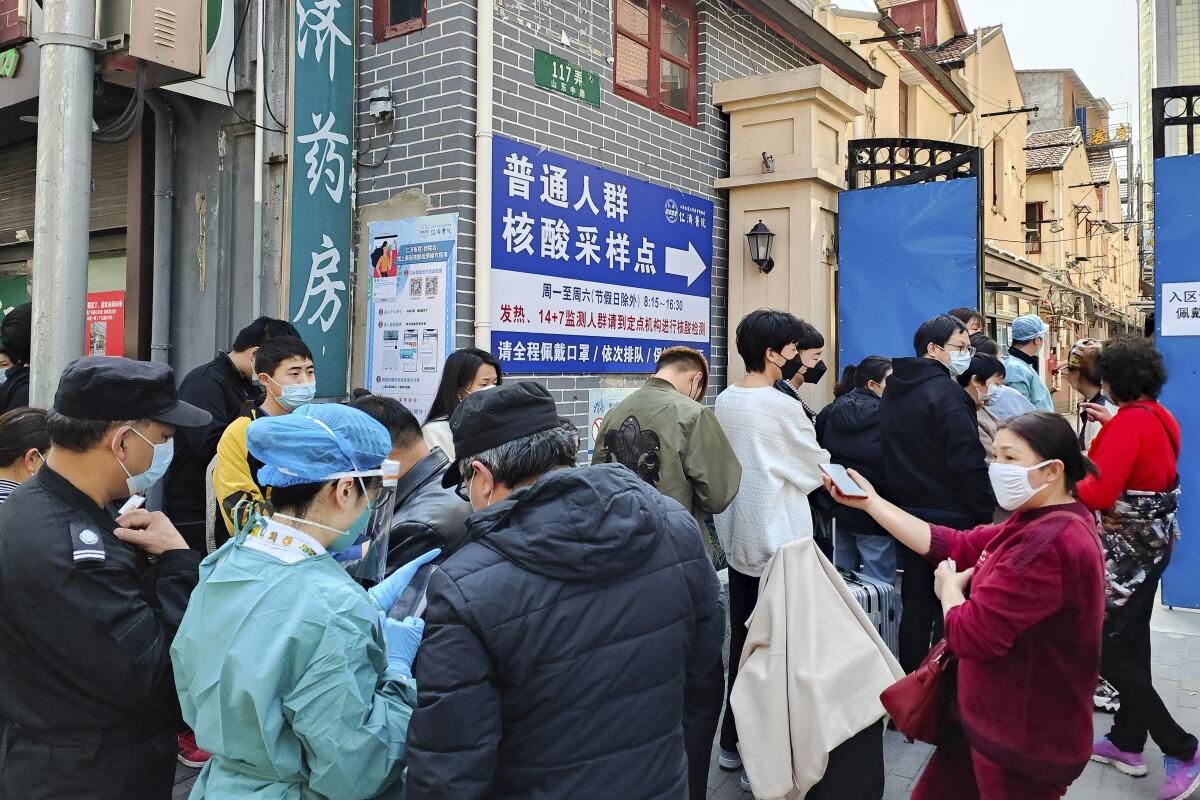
[0,297,1194,800]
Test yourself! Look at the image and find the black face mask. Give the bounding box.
[803,359,828,385]
[778,354,805,381]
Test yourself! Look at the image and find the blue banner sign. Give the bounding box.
[490,135,714,373]
[286,0,354,396]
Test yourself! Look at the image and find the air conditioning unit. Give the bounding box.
[95,0,203,88]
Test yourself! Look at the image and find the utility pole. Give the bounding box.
[29,0,96,405]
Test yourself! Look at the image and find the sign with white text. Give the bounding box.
[490,135,713,373]
[366,214,458,421]
[286,0,353,396]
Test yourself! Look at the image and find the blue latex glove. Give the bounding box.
[382,615,425,678]
[367,548,441,614]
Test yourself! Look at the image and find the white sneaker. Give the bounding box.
[718,747,742,770]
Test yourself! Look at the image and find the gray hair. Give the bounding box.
[458,422,578,489]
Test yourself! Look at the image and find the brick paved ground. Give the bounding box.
[174,598,1200,800]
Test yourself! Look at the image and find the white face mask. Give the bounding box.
[988,460,1053,511]
[947,350,972,377]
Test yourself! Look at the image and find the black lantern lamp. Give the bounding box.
[746,220,775,273]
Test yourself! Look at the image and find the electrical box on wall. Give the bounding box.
[96,0,203,88]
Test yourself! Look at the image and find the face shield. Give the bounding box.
[327,458,401,587]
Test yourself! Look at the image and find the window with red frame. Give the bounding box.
[1025,202,1044,254]
[374,0,425,42]
[614,0,698,125]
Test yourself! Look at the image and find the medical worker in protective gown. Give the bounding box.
[170,402,437,799]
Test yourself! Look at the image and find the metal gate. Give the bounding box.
[1152,86,1200,609]
[837,139,983,366]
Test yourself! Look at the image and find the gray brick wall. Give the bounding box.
[355,0,815,427]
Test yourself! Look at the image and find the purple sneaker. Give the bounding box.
[1091,737,1148,777]
[1160,754,1200,800]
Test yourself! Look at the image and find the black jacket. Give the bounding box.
[816,387,887,536]
[0,364,30,412]
[384,448,472,574]
[406,464,724,800]
[163,352,261,541]
[0,468,201,744]
[879,358,995,528]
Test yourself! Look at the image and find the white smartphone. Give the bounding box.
[820,463,868,499]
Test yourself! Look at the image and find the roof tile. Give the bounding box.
[1025,127,1079,173]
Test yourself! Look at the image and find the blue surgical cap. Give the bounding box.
[246,403,393,488]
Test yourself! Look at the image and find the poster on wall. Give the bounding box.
[365,214,457,422]
[584,387,635,458]
[490,135,713,374]
[85,291,125,357]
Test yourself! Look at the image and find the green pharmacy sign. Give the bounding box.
[534,50,600,107]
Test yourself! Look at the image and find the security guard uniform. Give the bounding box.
[0,356,208,800]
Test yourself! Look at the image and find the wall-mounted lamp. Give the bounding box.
[761,151,775,173]
[746,220,775,273]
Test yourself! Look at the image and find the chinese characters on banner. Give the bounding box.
[366,214,458,422]
[84,291,125,357]
[490,135,714,373]
[287,0,352,396]
[1162,282,1200,336]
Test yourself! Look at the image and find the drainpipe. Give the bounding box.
[473,0,494,350]
[251,0,267,317]
[972,28,982,144]
[145,91,175,365]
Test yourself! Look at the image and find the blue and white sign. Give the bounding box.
[491,135,713,373]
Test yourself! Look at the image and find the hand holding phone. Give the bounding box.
[820,463,869,499]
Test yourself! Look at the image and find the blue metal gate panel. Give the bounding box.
[837,178,980,366]
[1155,153,1200,609]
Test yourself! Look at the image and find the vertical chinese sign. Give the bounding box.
[288,0,353,397]
[490,135,714,373]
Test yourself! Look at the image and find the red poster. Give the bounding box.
[85,291,125,357]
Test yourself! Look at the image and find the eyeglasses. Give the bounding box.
[939,344,976,356]
[455,466,474,502]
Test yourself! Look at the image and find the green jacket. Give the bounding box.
[592,378,741,541]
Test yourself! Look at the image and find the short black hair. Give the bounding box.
[0,303,32,365]
[970,333,999,356]
[45,409,129,453]
[268,479,366,519]
[735,309,807,373]
[426,348,503,424]
[948,307,985,330]
[1000,412,1099,494]
[956,353,1004,388]
[1097,337,1168,403]
[656,346,709,398]
[254,336,314,377]
[913,314,967,356]
[232,317,301,353]
[351,395,423,450]
[0,407,50,466]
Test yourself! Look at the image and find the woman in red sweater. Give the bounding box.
[1078,337,1199,800]
[825,412,1104,799]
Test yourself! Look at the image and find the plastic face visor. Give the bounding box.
[324,458,402,511]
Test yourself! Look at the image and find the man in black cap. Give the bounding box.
[405,381,724,800]
[0,356,211,800]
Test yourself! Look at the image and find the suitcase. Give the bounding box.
[831,520,901,658]
[807,719,885,800]
[838,567,900,658]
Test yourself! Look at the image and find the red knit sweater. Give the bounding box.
[1078,399,1180,512]
[927,501,1105,785]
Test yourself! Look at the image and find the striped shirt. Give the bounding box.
[0,479,19,507]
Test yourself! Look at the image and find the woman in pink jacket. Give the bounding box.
[826,412,1105,799]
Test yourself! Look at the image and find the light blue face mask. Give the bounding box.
[118,427,174,495]
[272,477,373,553]
[267,376,317,411]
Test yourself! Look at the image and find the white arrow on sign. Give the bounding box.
[664,242,707,287]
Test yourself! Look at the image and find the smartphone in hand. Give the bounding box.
[820,463,868,499]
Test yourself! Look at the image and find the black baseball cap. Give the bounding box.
[441,381,560,488]
[53,356,212,428]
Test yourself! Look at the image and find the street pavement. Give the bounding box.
[174,596,1200,800]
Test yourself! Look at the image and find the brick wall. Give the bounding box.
[0,0,24,47]
[355,0,815,430]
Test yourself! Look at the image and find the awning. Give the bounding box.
[983,244,1043,299]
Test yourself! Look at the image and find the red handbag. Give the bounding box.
[880,638,957,745]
